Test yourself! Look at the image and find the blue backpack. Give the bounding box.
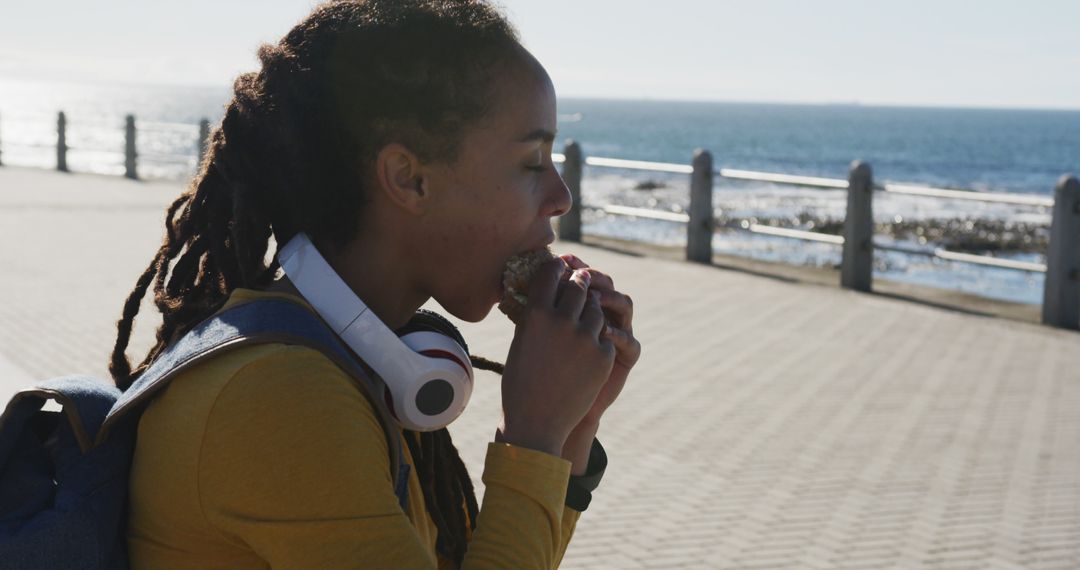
[0,299,410,569]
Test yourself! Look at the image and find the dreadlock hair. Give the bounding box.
[109,1,522,566]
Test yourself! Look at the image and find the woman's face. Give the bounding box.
[419,53,571,322]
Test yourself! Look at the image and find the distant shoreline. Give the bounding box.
[3,74,1079,114]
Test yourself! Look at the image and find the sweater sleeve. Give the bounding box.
[554,505,582,567]
[197,346,574,569]
[466,444,574,568]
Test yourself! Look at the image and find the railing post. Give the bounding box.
[841,160,874,291]
[687,149,714,263]
[57,111,68,172]
[1042,175,1080,330]
[558,140,583,242]
[197,118,210,170]
[124,115,138,179]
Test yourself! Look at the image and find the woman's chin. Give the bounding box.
[440,296,497,324]
[437,277,505,324]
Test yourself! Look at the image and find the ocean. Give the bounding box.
[2,77,1078,305]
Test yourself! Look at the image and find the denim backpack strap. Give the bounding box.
[0,376,130,570]
[96,299,406,497]
[0,376,120,459]
[0,376,123,527]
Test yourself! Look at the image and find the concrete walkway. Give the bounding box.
[1,167,1078,569]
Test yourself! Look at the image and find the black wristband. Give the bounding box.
[565,438,607,512]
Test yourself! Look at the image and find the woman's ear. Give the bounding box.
[375,142,429,214]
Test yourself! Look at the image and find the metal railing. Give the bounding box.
[0,112,210,179]
[554,154,1057,273]
[0,113,1075,330]
[554,142,1080,331]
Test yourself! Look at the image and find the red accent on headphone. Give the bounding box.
[384,391,400,421]
[419,349,470,376]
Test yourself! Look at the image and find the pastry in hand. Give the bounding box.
[498,247,570,325]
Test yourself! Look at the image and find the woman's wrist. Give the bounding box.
[562,420,600,476]
[495,422,566,458]
[565,437,607,511]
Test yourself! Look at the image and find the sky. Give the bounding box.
[0,0,1077,110]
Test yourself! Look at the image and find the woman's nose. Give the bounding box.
[545,168,573,218]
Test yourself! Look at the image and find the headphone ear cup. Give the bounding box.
[394,310,474,431]
[396,309,470,356]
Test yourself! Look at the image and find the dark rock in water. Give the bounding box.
[634,180,666,191]
[864,218,1047,253]
[713,210,1049,254]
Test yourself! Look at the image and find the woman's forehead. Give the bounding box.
[487,65,557,143]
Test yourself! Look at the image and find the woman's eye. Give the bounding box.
[526,164,545,172]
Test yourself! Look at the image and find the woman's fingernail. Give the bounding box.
[562,253,587,267]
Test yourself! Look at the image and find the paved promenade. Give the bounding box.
[1,167,1078,569]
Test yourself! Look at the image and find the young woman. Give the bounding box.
[111,1,640,568]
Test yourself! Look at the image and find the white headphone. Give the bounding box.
[278,232,474,432]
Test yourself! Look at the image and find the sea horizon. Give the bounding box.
[3,74,1080,114]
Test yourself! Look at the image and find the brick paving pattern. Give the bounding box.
[1,167,1078,569]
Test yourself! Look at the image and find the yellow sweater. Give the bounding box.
[127,289,580,569]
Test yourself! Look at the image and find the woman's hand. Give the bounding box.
[557,254,641,473]
[561,254,640,424]
[498,259,617,457]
